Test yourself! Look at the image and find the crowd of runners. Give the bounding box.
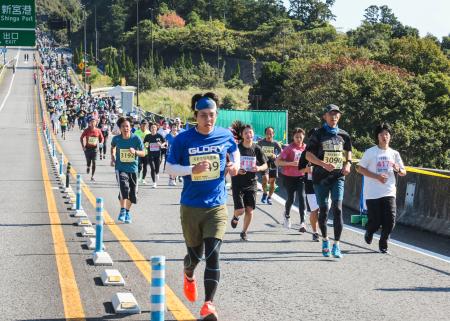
[37,37,407,321]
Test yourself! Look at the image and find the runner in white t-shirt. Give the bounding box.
[357,123,406,254]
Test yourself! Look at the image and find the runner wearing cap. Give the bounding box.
[111,117,145,224]
[357,123,406,254]
[134,120,151,184]
[166,93,239,321]
[174,117,185,133]
[306,104,353,258]
[80,116,104,181]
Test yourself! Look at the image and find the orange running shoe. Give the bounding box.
[200,301,218,321]
[183,274,198,302]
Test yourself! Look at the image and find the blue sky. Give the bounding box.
[283,0,449,39]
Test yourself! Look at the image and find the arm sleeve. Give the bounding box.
[166,163,193,177]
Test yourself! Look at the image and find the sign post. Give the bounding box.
[0,0,36,47]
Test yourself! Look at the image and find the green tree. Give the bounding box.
[288,0,335,29]
[378,37,450,75]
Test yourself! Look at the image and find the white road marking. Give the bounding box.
[0,49,21,113]
[259,182,450,263]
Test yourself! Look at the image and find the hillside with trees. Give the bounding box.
[38,0,450,169]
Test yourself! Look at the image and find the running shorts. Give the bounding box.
[84,148,97,162]
[263,168,278,179]
[61,125,67,132]
[180,205,228,247]
[116,171,138,204]
[232,186,256,210]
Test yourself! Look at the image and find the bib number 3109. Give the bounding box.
[189,154,220,181]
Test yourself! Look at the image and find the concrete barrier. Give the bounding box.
[344,168,450,238]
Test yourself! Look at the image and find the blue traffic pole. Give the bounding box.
[151,256,166,321]
[52,140,56,158]
[75,174,82,211]
[95,198,104,253]
[59,153,64,176]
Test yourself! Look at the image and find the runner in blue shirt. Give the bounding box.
[111,117,145,224]
[166,93,240,321]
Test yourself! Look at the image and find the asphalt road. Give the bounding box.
[0,48,449,321]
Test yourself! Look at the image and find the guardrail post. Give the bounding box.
[59,153,64,176]
[151,256,166,321]
[65,162,71,189]
[76,174,82,211]
[95,198,104,253]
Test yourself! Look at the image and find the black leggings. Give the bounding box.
[366,197,396,250]
[138,156,148,179]
[101,137,108,154]
[283,175,306,222]
[318,200,343,241]
[184,238,222,302]
[148,154,161,182]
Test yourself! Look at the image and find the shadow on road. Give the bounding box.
[376,287,450,292]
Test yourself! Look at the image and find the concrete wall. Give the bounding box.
[344,168,450,238]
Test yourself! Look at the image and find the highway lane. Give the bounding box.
[0,47,449,320]
[53,111,450,321]
[0,47,67,320]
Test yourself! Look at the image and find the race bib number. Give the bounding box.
[240,156,257,171]
[324,151,343,169]
[294,151,303,161]
[189,154,220,181]
[119,149,135,163]
[376,155,392,174]
[261,146,274,157]
[88,137,98,146]
[102,125,108,131]
[149,143,160,152]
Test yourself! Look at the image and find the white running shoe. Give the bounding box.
[283,217,291,229]
[142,179,147,185]
[156,174,160,182]
[153,182,157,188]
[169,179,176,186]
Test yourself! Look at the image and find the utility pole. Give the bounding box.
[95,6,98,63]
[83,6,87,91]
[136,0,140,107]
[209,0,212,21]
[150,8,154,70]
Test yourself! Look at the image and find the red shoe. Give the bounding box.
[200,301,218,321]
[183,274,198,302]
